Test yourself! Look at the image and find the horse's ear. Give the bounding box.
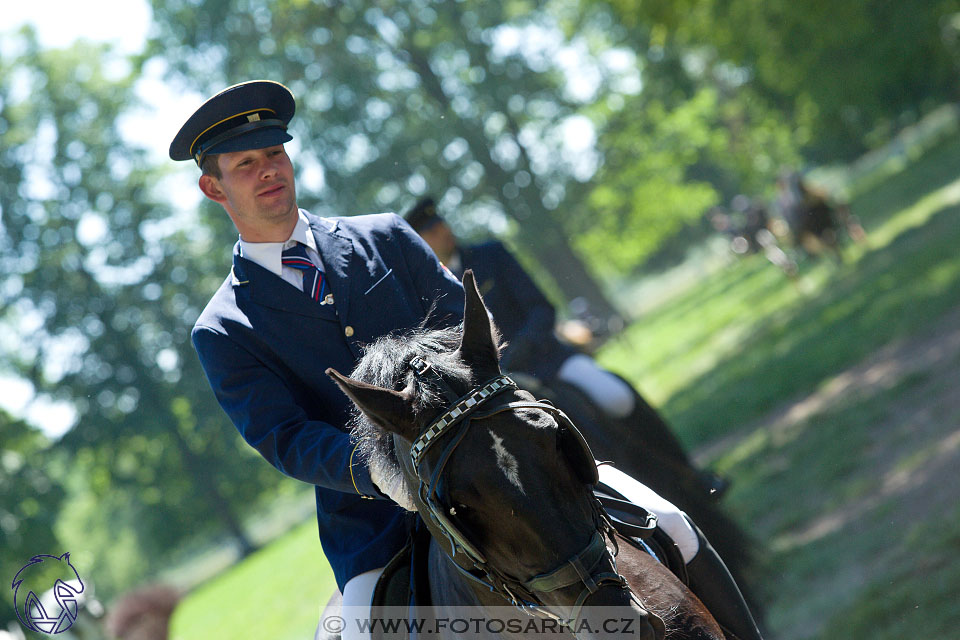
[457,270,501,371]
[326,368,418,438]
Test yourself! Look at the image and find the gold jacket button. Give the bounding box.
[344,326,354,337]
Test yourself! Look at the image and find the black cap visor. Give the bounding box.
[168,80,296,164]
[197,123,293,165]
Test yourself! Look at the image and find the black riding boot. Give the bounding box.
[685,525,763,640]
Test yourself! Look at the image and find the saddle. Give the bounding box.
[595,482,690,585]
[369,521,433,640]
[368,486,688,640]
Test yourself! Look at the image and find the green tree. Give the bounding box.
[552,2,802,276]
[598,0,960,160]
[147,0,626,317]
[0,30,282,599]
[0,412,66,626]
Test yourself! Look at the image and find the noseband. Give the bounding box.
[407,356,631,627]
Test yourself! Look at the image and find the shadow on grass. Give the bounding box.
[634,260,799,375]
[821,501,960,640]
[724,360,960,640]
[851,134,960,230]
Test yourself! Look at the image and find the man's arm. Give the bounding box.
[192,325,380,498]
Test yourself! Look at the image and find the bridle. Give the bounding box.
[406,355,633,628]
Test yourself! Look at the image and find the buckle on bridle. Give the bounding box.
[409,355,432,375]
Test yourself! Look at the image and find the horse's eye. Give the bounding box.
[449,504,468,517]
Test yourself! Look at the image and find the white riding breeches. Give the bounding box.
[317,567,384,640]
[597,463,700,563]
[556,354,635,419]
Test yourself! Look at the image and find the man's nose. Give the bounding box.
[259,158,278,179]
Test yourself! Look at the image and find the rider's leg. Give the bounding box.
[598,464,701,561]
[597,465,762,640]
[319,567,383,640]
[315,590,343,640]
[685,522,763,640]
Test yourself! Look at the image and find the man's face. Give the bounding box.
[201,145,298,235]
[419,221,458,263]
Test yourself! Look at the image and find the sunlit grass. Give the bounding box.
[169,520,335,640]
[600,181,960,447]
[596,134,960,639]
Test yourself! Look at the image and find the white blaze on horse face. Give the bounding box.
[488,429,525,494]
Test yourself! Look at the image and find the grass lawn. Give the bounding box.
[601,134,960,446]
[169,520,336,640]
[596,134,960,639]
[171,134,960,640]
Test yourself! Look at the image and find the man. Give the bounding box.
[169,81,465,639]
[171,82,761,640]
[406,197,729,499]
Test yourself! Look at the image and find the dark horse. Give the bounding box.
[776,171,866,261]
[327,272,727,639]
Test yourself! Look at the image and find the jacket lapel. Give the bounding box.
[233,244,335,319]
[311,217,354,322]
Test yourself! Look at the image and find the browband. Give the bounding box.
[409,368,516,471]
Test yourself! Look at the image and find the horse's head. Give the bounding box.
[328,271,664,639]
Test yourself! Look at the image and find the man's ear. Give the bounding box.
[199,174,227,204]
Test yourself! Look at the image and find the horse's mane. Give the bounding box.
[347,323,475,508]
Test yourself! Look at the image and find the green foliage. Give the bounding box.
[597,0,960,160]
[577,84,801,275]
[0,30,283,603]
[145,0,622,314]
[0,412,66,625]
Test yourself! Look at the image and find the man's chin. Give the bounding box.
[261,199,298,219]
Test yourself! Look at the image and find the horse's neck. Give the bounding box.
[616,542,726,640]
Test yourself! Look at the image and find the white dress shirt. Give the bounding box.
[238,209,324,292]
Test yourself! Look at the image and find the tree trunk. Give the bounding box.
[404,44,622,321]
[169,425,257,558]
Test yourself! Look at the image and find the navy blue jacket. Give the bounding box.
[192,211,464,590]
[455,241,573,381]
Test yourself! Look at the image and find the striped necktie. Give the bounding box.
[281,243,327,303]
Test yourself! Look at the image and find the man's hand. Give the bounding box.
[369,463,418,512]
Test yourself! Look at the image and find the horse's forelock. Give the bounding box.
[348,324,472,485]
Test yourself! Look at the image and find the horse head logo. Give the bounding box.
[11,553,85,635]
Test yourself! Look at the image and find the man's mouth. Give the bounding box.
[259,184,285,197]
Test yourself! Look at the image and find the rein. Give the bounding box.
[406,355,632,628]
